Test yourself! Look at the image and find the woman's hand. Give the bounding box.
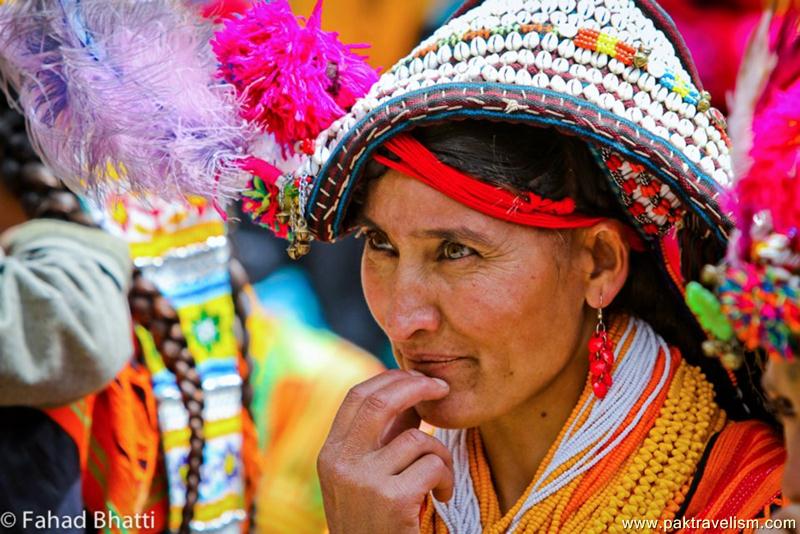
[318,370,454,534]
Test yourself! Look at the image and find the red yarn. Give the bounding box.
[375,134,646,251]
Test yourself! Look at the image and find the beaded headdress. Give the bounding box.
[226,0,735,295]
[686,6,800,369]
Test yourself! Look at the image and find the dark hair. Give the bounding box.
[358,119,770,422]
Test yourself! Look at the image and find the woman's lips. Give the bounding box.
[403,353,471,377]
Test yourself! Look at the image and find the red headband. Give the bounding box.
[374,134,645,251]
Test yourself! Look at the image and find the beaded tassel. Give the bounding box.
[588,307,614,399]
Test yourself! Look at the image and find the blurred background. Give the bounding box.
[217,0,764,368]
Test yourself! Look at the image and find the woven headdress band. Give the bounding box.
[374,134,645,251]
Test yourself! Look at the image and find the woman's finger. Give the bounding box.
[374,428,453,475]
[325,369,418,444]
[394,452,455,503]
[346,374,449,450]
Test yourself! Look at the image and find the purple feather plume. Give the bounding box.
[0,0,255,204]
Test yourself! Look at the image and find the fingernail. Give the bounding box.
[433,378,449,389]
[407,369,424,376]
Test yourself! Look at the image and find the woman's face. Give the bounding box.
[763,358,800,507]
[359,170,593,429]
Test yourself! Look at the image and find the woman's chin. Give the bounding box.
[415,394,482,429]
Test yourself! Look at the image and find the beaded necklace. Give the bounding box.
[422,317,724,533]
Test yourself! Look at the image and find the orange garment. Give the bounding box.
[45,362,165,533]
[680,420,786,533]
[419,324,784,534]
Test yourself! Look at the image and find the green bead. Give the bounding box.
[685,282,734,342]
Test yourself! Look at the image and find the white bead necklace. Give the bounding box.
[433,317,670,533]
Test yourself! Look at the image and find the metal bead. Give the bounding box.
[697,90,712,112]
[633,46,651,69]
[721,353,743,371]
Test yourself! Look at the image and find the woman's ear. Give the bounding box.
[580,220,630,309]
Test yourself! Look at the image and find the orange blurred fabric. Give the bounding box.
[290,0,432,69]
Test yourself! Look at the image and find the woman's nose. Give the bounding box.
[382,270,441,342]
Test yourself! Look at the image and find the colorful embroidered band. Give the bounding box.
[374,134,645,251]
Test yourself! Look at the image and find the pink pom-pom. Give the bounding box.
[212,0,379,155]
[737,78,800,236]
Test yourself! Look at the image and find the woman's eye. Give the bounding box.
[767,395,796,420]
[441,241,476,260]
[365,231,395,253]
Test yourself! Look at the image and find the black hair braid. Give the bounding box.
[0,107,95,224]
[128,272,205,534]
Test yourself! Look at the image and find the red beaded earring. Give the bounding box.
[588,302,614,399]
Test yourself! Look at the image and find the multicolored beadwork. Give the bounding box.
[275,0,733,251]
